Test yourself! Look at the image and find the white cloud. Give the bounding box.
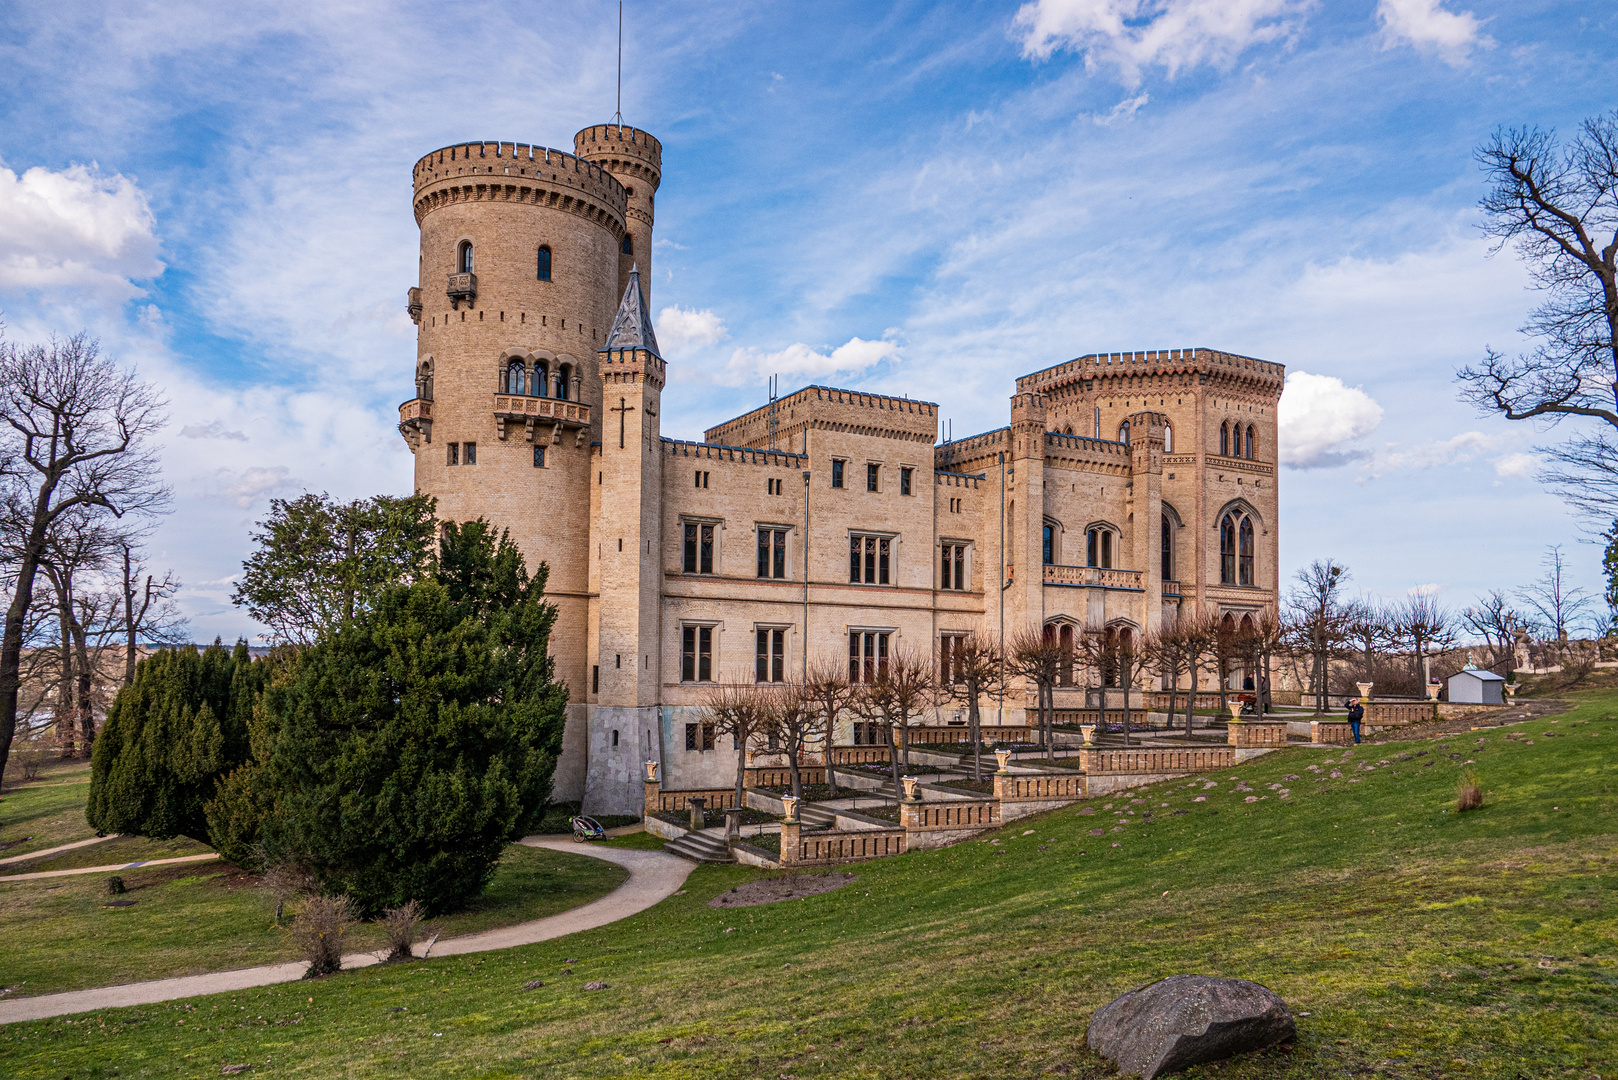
[1278,371,1383,467]
[1376,0,1490,65]
[1012,0,1312,85]
[1492,451,1538,479]
[1093,93,1150,126]
[1407,583,1441,597]
[656,305,729,354]
[0,162,162,299]
[213,465,299,509]
[723,336,901,387]
[1359,431,1501,477]
[180,420,248,441]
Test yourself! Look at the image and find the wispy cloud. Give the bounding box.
[180,419,249,441]
[656,305,728,354]
[1375,0,1491,66]
[723,336,901,388]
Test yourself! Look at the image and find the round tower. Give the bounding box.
[401,132,656,717]
[573,124,661,307]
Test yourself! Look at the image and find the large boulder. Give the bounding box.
[1086,974,1295,1079]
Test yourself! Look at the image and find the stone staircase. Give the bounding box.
[663,829,735,864]
[798,804,840,828]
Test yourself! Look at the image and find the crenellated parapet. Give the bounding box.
[1017,347,1285,404]
[412,142,629,234]
[704,384,937,450]
[573,124,662,192]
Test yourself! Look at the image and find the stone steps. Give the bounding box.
[664,830,735,864]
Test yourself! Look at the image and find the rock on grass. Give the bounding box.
[1086,974,1295,1079]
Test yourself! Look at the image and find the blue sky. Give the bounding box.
[0,0,1614,642]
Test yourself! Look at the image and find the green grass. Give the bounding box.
[0,844,626,997]
[0,760,98,860]
[2,695,1615,1078]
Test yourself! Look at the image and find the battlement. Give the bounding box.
[412,142,628,213]
[1016,347,1285,395]
[661,438,806,468]
[704,384,938,448]
[574,124,662,186]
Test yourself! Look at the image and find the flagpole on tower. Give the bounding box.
[612,1,624,127]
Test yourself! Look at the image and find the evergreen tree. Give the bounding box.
[87,641,267,844]
[207,522,568,915]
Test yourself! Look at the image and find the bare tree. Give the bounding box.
[0,333,168,778]
[1343,598,1397,690]
[1155,613,1194,728]
[803,661,856,795]
[850,648,935,794]
[1516,545,1596,643]
[760,681,818,802]
[1007,628,1062,762]
[1175,610,1220,735]
[118,540,184,685]
[1455,112,1618,515]
[698,682,770,810]
[938,633,1002,781]
[1464,590,1529,673]
[1232,612,1284,716]
[1395,593,1458,692]
[1283,559,1352,713]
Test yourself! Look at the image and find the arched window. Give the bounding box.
[1239,517,1255,586]
[1058,624,1074,686]
[1087,529,1099,567]
[1220,514,1237,584]
[417,360,433,402]
[458,241,474,274]
[621,233,634,255]
[556,363,572,400]
[505,360,525,396]
[611,729,619,747]
[1101,530,1113,569]
[1161,514,1172,581]
[1219,422,1229,456]
[1245,425,1256,460]
[1118,421,1130,444]
[1163,423,1173,452]
[533,362,549,397]
[1042,523,1054,565]
[536,245,552,282]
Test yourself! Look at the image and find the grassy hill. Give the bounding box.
[2,693,1614,1079]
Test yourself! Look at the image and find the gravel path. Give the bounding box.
[0,835,693,1024]
[0,851,220,882]
[0,833,120,868]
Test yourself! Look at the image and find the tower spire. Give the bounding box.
[602,264,660,357]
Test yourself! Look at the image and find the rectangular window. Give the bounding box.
[694,470,709,489]
[853,722,883,746]
[940,634,967,685]
[831,460,844,488]
[900,467,912,496]
[848,630,891,683]
[941,544,967,591]
[756,528,787,579]
[447,442,459,466]
[683,723,714,751]
[849,534,892,585]
[755,627,785,683]
[533,445,545,468]
[866,463,879,492]
[681,625,713,682]
[463,441,476,465]
[682,523,715,574]
[592,665,599,693]
[1043,524,1054,565]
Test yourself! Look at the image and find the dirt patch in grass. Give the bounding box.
[707,872,856,908]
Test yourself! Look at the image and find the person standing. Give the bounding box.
[1346,697,1365,744]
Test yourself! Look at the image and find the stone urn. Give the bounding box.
[901,776,922,803]
[1355,681,1374,702]
[781,795,800,824]
[994,748,1013,774]
[643,760,659,783]
[1081,724,1097,746]
[1504,681,1518,701]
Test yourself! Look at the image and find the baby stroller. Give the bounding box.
[1237,693,1258,716]
[570,815,606,843]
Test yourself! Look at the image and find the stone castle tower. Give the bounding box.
[400,125,662,753]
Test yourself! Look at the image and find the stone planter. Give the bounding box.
[688,797,707,832]
[1356,681,1374,701]
[643,760,659,783]
[781,795,800,824]
[994,749,1013,775]
[901,776,922,803]
[1080,724,1097,746]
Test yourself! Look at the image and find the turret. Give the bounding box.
[575,124,662,307]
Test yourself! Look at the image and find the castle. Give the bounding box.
[398,122,1284,815]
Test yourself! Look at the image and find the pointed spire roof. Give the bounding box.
[602,265,661,357]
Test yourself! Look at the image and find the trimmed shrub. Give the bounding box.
[292,895,354,978]
[379,900,424,962]
[1457,770,1483,812]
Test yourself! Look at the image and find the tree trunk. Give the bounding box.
[1167,660,1179,736]
[1185,665,1196,736]
[733,738,747,811]
[787,742,802,802]
[56,591,75,758]
[900,719,911,770]
[822,711,839,797]
[967,682,982,782]
[0,529,51,779]
[71,613,94,754]
[888,723,902,797]
[1122,678,1132,747]
[123,546,138,686]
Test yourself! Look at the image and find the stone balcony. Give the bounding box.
[1042,563,1144,591]
[398,398,432,450]
[494,393,592,445]
[446,271,476,306]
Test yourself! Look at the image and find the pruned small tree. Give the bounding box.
[0,333,169,780]
[1395,593,1458,693]
[1343,599,1396,692]
[760,680,819,801]
[700,681,771,810]
[1283,559,1353,713]
[802,662,855,795]
[851,647,935,793]
[938,633,1002,781]
[1007,628,1062,762]
[1464,589,1529,674]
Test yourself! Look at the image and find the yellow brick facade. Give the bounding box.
[399,123,1285,814]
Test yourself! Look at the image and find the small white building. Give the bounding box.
[1448,666,1505,705]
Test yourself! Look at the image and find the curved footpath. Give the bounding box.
[0,836,694,1025]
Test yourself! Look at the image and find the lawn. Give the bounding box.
[1,693,1614,1079]
[0,759,99,861]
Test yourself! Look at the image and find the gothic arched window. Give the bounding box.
[621,233,634,255]
[417,360,433,402]
[458,240,474,274]
[556,362,572,400]
[1245,425,1256,460]
[1163,423,1173,452]
[1161,514,1172,581]
[1087,528,1098,567]
[533,362,549,397]
[1058,624,1074,686]
[505,360,525,396]
[1042,523,1054,565]
[536,245,552,282]
[1220,514,1238,584]
[1239,516,1255,586]
[1118,421,1130,444]
[1219,422,1229,456]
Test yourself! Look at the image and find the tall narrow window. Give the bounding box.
[1163,423,1172,452]
[848,630,890,683]
[556,363,572,400]
[757,528,787,579]
[1118,421,1130,444]
[1160,515,1172,581]
[940,543,966,591]
[1094,406,1101,438]
[533,445,545,468]
[1245,425,1256,460]
[447,442,459,466]
[506,360,525,395]
[536,245,552,281]
[621,234,634,255]
[1220,514,1237,584]
[681,625,713,682]
[683,523,715,574]
[1058,624,1074,686]
[1101,530,1112,569]
[900,467,912,495]
[831,460,845,488]
[463,442,476,464]
[866,463,880,492]
[1239,517,1255,586]
[1219,422,1230,456]
[1042,524,1054,565]
[940,634,966,684]
[756,628,785,683]
[458,241,474,273]
[1087,529,1098,567]
[534,362,549,397]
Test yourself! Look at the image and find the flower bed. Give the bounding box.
[934,778,995,795]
